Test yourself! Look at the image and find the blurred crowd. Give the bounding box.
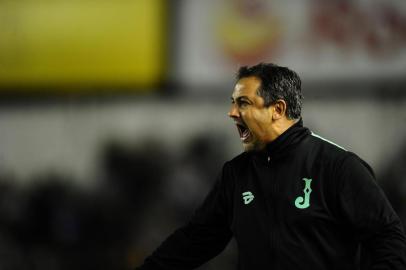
[0,134,239,270]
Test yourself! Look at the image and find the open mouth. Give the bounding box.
[236,123,252,143]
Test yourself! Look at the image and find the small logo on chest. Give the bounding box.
[295,178,313,209]
[242,191,255,205]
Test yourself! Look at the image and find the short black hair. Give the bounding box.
[236,63,303,119]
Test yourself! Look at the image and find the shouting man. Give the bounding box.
[136,63,406,269]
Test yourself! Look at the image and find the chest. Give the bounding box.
[230,158,338,238]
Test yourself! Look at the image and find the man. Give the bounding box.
[136,63,406,269]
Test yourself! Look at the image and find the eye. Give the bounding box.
[238,100,249,107]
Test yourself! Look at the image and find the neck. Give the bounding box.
[267,118,299,142]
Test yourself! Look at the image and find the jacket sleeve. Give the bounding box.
[135,163,233,270]
[337,154,406,269]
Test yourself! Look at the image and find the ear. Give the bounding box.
[272,100,287,120]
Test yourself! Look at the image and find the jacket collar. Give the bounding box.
[251,118,310,162]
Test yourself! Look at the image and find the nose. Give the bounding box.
[228,103,240,119]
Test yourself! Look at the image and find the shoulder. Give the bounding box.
[305,131,374,177]
[304,131,349,163]
[307,131,347,153]
[338,152,375,179]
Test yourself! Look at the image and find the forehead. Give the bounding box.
[232,76,261,98]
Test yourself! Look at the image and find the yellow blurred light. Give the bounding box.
[0,0,166,90]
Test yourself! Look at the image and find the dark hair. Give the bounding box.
[236,63,303,119]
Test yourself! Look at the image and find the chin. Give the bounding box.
[242,145,253,152]
[242,142,257,152]
[243,140,264,152]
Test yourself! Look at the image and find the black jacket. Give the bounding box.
[137,120,406,270]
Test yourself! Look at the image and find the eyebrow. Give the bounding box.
[230,96,250,100]
[231,96,250,102]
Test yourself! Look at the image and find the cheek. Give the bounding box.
[251,111,271,128]
[241,111,258,126]
[240,112,256,128]
[241,110,271,135]
[240,111,250,121]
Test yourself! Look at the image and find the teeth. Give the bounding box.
[241,129,250,141]
[238,127,250,141]
[235,123,251,142]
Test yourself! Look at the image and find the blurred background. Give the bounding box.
[0,0,406,269]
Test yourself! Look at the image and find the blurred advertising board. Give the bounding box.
[0,0,166,91]
[177,0,406,89]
